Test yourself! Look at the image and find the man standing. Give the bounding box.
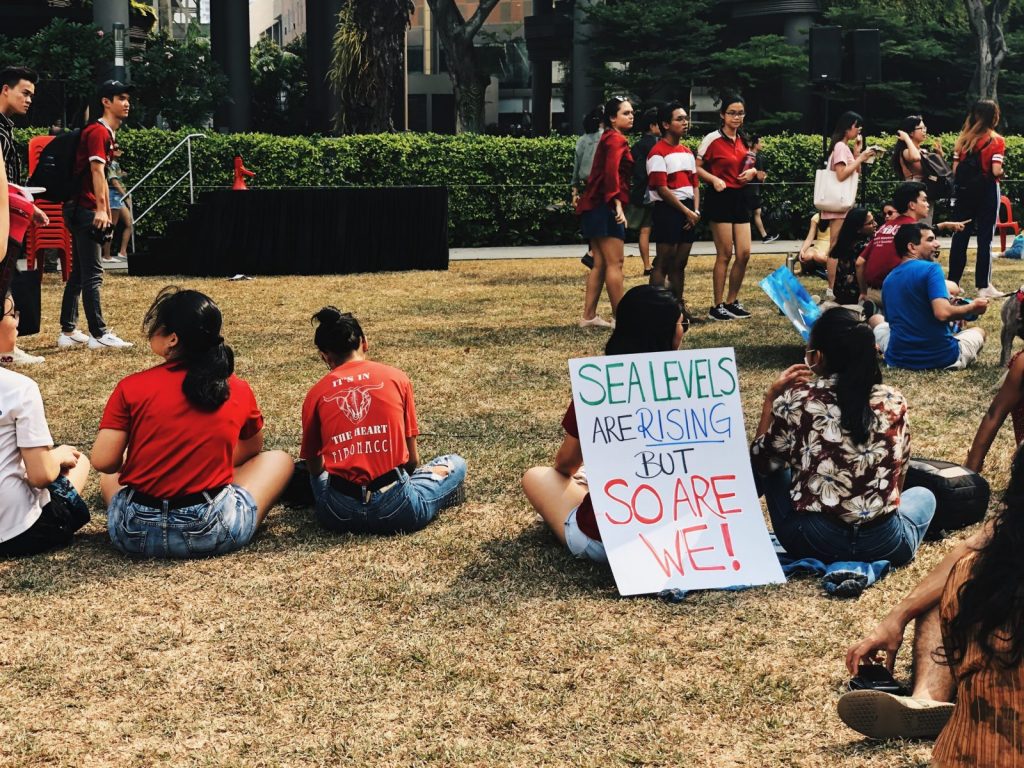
[873,223,987,370]
[626,108,660,276]
[57,80,133,351]
[0,66,50,365]
[646,101,700,319]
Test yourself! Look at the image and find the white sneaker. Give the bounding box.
[977,284,1004,300]
[0,346,45,366]
[88,332,133,350]
[100,257,118,267]
[57,330,90,349]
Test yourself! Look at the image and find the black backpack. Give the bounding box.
[920,151,953,202]
[27,128,83,203]
[953,137,993,204]
[903,457,990,540]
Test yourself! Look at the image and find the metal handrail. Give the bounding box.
[127,133,203,253]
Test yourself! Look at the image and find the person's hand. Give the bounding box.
[32,205,49,227]
[52,445,81,470]
[711,177,727,193]
[859,148,876,163]
[739,168,758,183]
[683,207,700,229]
[972,298,990,315]
[896,129,912,144]
[92,210,111,230]
[948,282,964,297]
[766,364,813,401]
[571,188,579,206]
[854,134,864,152]
[943,219,971,233]
[932,139,945,156]
[613,202,626,225]
[846,615,907,674]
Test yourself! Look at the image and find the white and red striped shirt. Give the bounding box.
[646,140,697,201]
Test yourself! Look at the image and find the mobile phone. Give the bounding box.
[868,145,885,153]
[847,663,908,695]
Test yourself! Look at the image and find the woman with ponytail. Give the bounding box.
[750,307,935,565]
[91,287,293,558]
[300,307,466,535]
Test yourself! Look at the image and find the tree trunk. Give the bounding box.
[964,0,1010,100]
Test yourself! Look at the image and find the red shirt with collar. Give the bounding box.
[74,120,115,210]
[860,214,916,289]
[956,132,1006,180]
[576,129,633,213]
[697,130,750,189]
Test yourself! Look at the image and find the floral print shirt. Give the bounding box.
[750,377,910,525]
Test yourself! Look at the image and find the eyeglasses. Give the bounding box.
[725,110,746,117]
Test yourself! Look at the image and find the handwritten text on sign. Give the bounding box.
[569,348,785,596]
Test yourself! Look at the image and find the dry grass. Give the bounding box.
[1,251,1019,767]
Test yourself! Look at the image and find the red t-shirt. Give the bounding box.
[99,363,264,498]
[576,130,633,213]
[697,130,749,189]
[860,214,916,289]
[561,401,601,541]
[956,133,1006,180]
[646,139,697,201]
[300,359,418,485]
[74,120,115,210]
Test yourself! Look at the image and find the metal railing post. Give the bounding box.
[187,136,194,204]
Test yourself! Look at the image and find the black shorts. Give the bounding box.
[651,200,698,244]
[580,204,625,240]
[0,477,90,557]
[704,186,752,224]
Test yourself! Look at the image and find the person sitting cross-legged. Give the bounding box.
[301,307,466,535]
[872,223,988,370]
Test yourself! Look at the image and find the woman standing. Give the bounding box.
[822,112,876,295]
[572,106,605,269]
[751,307,935,565]
[697,96,756,321]
[576,97,634,328]
[948,100,1005,299]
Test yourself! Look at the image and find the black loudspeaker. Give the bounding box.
[852,29,881,84]
[809,26,843,83]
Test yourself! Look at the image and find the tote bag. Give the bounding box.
[813,167,859,213]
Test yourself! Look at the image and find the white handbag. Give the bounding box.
[813,166,859,213]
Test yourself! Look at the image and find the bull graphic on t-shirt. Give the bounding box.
[322,383,385,423]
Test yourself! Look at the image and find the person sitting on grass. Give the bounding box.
[828,207,877,307]
[839,445,1024,754]
[91,287,293,558]
[300,307,466,535]
[872,223,988,371]
[751,307,936,566]
[0,291,91,557]
[521,285,685,564]
[796,211,832,277]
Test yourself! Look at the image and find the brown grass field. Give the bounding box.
[1,251,1018,767]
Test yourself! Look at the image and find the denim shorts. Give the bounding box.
[109,189,124,209]
[564,507,608,564]
[107,484,259,558]
[580,205,625,240]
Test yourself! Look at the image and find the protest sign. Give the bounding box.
[759,266,822,342]
[569,347,785,596]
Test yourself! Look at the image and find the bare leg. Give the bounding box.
[827,219,843,289]
[116,204,133,257]
[711,222,735,306]
[598,236,626,316]
[638,225,652,271]
[582,243,608,321]
[62,452,91,494]
[909,606,956,702]
[676,243,693,305]
[232,449,294,525]
[752,208,767,238]
[521,466,588,545]
[726,223,752,304]
[651,241,672,288]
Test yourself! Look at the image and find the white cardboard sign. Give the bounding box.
[569,347,786,596]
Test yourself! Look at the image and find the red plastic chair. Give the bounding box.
[24,135,73,281]
[998,195,1020,251]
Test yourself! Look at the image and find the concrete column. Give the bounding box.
[306,0,345,134]
[571,0,602,133]
[529,0,553,137]
[92,0,130,82]
[211,0,252,132]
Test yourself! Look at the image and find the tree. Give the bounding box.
[131,23,229,128]
[963,0,1011,100]
[424,0,501,133]
[251,35,309,135]
[583,0,720,105]
[329,0,413,133]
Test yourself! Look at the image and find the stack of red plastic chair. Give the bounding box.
[24,135,72,281]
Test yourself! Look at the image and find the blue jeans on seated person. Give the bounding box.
[310,455,467,535]
[107,485,259,558]
[758,468,935,567]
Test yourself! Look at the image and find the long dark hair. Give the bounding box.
[891,114,924,178]
[830,207,870,259]
[601,96,630,129]
[941,445,1024,675]
[606,285,681,356]
[311,306,365,358]
[583,105,604,134]
[808,307,881,444]
[830,110,863,155]
[143,287,233,411]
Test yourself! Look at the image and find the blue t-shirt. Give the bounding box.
[882,259,958,369]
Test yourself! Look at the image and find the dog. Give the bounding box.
[999,288,1024,368]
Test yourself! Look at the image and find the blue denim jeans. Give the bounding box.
[107,485,259,558]
[759,468,935,567]
[311,455,467,535]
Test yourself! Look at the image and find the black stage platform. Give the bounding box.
[134,187,449,276]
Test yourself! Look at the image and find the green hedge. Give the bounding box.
[13,129,1024,247]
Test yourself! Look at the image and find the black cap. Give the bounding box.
[97,80,135,99]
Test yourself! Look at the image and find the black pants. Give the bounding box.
[948,181,1000,289]
[60,203,107,338]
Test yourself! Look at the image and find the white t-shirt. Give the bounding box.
[0,368,53,542]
